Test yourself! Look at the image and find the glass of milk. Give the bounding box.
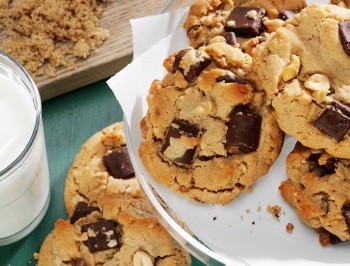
[0,51,50,245]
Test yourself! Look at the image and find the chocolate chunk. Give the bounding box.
[176,149,197,164]
[216,73,248,85]
[328,87,336,95]
[186,25,200,37]
[309,153,337,177]
[314,100,350,142]
[162,120,199,164]
[328,233,343,245]
[198,155,214,161]
[103,146,135,179]
[314,157,337,177]
[226,105,262,153]
[222,31,237,45]
[173,48,191,72]
[73,258,87,266]
[324,157,338,172]
[280,10,298,21]
[341,202,350,232]
[173,49,211,82]
[225,7,265,37]
[317,227,343,246]
[184,56,211,82]
[81,220,120,253]
[309,153,321,163]
[216,2,225,10]
[70,202,100,224]
[320,196,329,213]
[339,21,350,57]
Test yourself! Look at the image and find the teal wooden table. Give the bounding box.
[0,80,205,266]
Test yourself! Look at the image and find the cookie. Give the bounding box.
[139,42,284,204]
[41,122,192,265]
[64,123,143,217]
[280,142,350,246]
[253,4,350,159]
[37,194,191,265]
[183,0,306,54]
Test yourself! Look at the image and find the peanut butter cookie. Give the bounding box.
[280,142,350,246]
[253,4,350,159]
[139,43,284,204]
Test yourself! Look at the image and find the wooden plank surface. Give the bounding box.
[1,0,167,101]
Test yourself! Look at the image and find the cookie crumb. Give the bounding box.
[246,208,250,213]
[267,204,282,219]
[286,223,294,233]
[213,216,217,221]
[247,186,254,193]
[252,221,255,225]
[33,253,39,260]
[257,206,261,212]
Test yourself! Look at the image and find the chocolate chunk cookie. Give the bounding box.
[39,123,191,265]
[64,123,143,217]
[139,43,284,204]
[280,142,350,246]
[183,0,306,54]
[37,194,191,265]
[253,4,350,159]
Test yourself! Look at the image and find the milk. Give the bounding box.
[0,54,50,245]
[0,74,36,171]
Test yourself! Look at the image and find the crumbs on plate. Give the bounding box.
[267,204,282,219]
[286,223,294,233]
[0,0,110,78]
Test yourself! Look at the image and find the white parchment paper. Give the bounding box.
[131,7,188,58]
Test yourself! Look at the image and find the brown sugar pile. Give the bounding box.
[0,0,110,78]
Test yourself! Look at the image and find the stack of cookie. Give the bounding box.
[37,123,191,265]
[139,0,350,247]
[252,3,350,246]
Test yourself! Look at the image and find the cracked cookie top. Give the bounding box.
[38,196,191,265]
[280,142,350,246]
[253,4,350,159]
[64,123,143,217]
[183,0,306,55]
[58,123,191,265]
[139,42,284,205]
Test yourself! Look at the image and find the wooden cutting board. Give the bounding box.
[3,0,167,101]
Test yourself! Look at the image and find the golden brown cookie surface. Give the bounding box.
[280,142,350,245]
[64,123,142,217]
[38,123,191,265]
[139,43,284,204]
[183,0,306,54]
[253,4,350,159]
[38,196,191,265]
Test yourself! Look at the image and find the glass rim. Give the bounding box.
[0,51,41,179]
